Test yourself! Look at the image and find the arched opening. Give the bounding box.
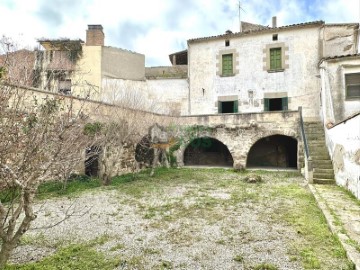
[135,135,154,166]
[246,135,297,168]
[184,137,233,167]
[85,146,101,177]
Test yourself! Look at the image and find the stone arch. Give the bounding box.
[181,136,234,167]
[135,135,154,167]
[246,132,298,169]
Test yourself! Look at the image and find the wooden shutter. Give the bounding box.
[222,54,233,76]
[264,98,269,111]
[281,97,288,110]
[233,100,238,113]
[218,101,222,113]
[270,48,281,70]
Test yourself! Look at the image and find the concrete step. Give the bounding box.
[312,155,332,160]
[313,172,335,179]
[313,160,333,169]
[313,178,336,185]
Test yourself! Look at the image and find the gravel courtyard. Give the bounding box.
[10,168,353,270]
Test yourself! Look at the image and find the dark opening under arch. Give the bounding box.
[85,146,101,177]
[135,135,154,166]
[184,137,233,167]
[246,135,297,168]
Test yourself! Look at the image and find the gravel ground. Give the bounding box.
[9,170,349,269]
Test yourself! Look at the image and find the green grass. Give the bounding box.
[5,243,119,270]
[3,168,355,269]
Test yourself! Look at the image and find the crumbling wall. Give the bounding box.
[322,24,359,58]
[325,114,360,199]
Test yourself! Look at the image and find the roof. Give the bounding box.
[38,39,84,51]
[169,49,188,65]
[188,20,325,44]
[322,53,360,61]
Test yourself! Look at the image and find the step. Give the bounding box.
[313,172,335,179]
[313,164,333,169]
[313,178,336,185]
[312,155,331,160]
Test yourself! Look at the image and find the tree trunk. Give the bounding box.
[0,240,16,269]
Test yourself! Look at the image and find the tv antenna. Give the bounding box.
[238,1,246,32]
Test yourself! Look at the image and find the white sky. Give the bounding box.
[0,0,359,66]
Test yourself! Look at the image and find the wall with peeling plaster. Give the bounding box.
[320,56,360,124]
[325,114,360,199]
[188,26,322,119]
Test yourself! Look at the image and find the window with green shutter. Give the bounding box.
[270,48,282,70]
[222,54,233,76]
[264,97,288,111]
[345,73,360,99]
[218,100,238,113]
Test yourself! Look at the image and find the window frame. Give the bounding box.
[216,49,239,77]
[345,73,360,100]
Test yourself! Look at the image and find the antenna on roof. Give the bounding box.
[238,1,246,32]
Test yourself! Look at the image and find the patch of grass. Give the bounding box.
[5,243,120,270]
[109,243,125,251]
[233,254,244,262]
[36,177,101,199]
[253,263,278,270]
[346,239,360,253]
[269,183,350,269]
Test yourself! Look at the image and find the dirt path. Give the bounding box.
[11,169,354,269]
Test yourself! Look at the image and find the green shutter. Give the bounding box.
[270,48,282,70]
[222,54,233,76]
[218,101,222,113]
[282,97,288,110]
[264,98,269,111]
[233,100,238,113]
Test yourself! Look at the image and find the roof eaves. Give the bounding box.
[188,20,325,44]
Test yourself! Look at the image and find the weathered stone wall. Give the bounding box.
[188,26,322,120]
[102,47,145,81]
[176,110,302,169]
[10,86,303,175]
[102,78,189,116]
[325,114,360,199]
[321,24,359,58]
[145,66,187,79]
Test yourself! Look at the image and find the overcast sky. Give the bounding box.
[0,0,359,66]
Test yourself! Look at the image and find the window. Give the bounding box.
[222,54,233,76]
[225,40,230,46]
[264,97,288,111]
[270,48,282,70]
[272,34,278,41]
[59,79,71,95]
[263,43,288,72]
[345,73,360,99]
[218,100,238,113]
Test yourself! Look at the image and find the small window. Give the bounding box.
[264,97,288,111]
[270,48,282,70]
[225,40,230,46]
[218,100,238,113]
[272,34,278,41]
[345,73,360,99]
[222,54,233,76]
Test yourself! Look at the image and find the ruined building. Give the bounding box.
[0,19,359,198]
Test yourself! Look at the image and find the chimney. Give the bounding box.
[86,25,104,46]
[272,16,277,28]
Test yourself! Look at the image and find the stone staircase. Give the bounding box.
[304,122,335,184]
